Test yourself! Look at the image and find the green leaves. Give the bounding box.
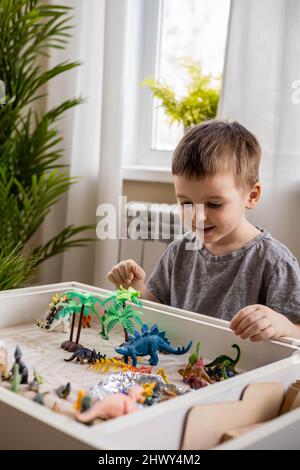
[0,1,94,289]
[0,243,40,290]
[104,304,144,335]
[142,58,220,127]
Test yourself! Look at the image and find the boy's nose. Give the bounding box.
[193,204,206,227]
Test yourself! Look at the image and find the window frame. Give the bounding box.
[122,0,231,174]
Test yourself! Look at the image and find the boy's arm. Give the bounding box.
[230,305,300,341]
[138,285,161,303]
[289,323,300,340]
[231,259,300,341]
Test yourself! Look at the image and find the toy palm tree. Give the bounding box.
[60,291,103,352]
[105,304,143,343]
[100,286,143,340]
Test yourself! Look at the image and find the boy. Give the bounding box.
[108,120,300,341]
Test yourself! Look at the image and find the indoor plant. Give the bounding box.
[142,58,220,130]
[0,0,93,289]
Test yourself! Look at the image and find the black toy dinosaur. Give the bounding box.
[10,345,28,384]
[64,348,106,364]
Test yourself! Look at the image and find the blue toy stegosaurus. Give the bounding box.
[115,323,192,367]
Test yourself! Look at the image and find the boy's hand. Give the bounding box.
[107,259,146,291]
[230,305,294,341]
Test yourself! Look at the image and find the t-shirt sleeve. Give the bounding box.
[145,241,178,305]
[266,259,300,323]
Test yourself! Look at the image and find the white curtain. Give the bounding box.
[39,0,128,288]
[219,0,300,260]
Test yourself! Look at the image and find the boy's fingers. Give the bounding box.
[250,326,275,342]
[111,267,124,286]
[107,271,120,287]
[118,264,128,284]
[239,318,271,339]
[124,261,135,281]
[230,305,261,330]
[133,263,145,281]
[233,309,265,335]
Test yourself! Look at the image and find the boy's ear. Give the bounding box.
[246,182,261,209]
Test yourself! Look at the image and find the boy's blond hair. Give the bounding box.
[172,120,261,190]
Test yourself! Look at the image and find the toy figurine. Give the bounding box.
[74,390,92,413]
[101,286,143,342]
[205,344,241,381]
[178,341,214,389]
[36,293,71,333]
[188,342,202,366]
[28,378,39,392]
[156,368,170,384]
[11,345,28,384]
[33,369,44,385]
[115,323,192,367]
[56,382,71,399]
[74,390,85,411]
[64,348,106,365]
[33,393,46,405]
[82,314,91,328]
[52,402,60,413]
[59,290,104,352]
[0,340,9,381]
[89,356,152,374]
[76,386,144,423]
[9,364,21,393]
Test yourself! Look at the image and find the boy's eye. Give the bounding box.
[206,203,223,208]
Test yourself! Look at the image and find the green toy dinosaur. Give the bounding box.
[205,344,241,380]
[9,363,21,393]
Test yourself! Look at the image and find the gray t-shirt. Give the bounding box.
[146,229,300,323]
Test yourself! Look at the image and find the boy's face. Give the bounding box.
[174,172,259,245]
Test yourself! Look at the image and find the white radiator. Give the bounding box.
[118,201,182,275]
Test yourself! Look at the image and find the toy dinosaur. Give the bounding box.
[74,390,92,413]
[0,340,9,380]
[64,348,106,364]
[205,344,241,380]
[33,369,44,385]
[82,314,91,328]
[115,323,192,367]
[9,364,21,393]
[33,393,45,405]
[76,386,144,423]
[89,357,152,374]
[36,293,71,333]
[56,382,71,399]
[28,378,40,392]
[11,345,28,384]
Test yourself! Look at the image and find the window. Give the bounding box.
[123,0,231,173]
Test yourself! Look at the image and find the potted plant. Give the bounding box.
[142,58,220,132]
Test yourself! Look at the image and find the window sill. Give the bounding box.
[122,165,173,183]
